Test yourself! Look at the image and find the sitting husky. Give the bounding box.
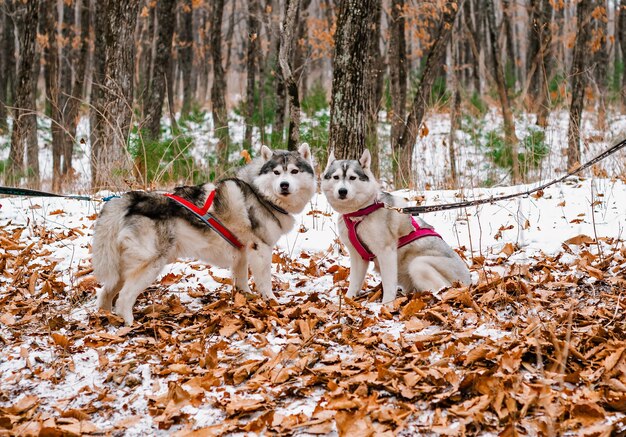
[321,149,470,304]
[93,143,316,325]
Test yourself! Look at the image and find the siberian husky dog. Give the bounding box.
[321,149,470,304]
[93,143,316,325]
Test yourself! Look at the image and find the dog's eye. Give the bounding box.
[273,170,280,175]
[290,169,299,174]
[333,175,339,180]
[349,176,356,181]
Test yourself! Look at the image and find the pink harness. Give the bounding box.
[342,202,441,261]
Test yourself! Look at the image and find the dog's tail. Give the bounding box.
[92,198,126,291]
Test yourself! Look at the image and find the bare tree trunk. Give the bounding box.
[389,0,407,181]
[329,0,378,160]
[502,0,517,90]
[0,4,11,133]
[462,0,481,94]
[593,0,608,131]
[42,0,64,191]
[619,0,626,111]
[137,0,155,110]
[365,0,382,177]
[179,0,194,116]
[527,0,542,106]
[90,0,140,191]
[143,0,176,142]
[279,0,301,151]
[294,0,312,101]
[210,0,230,169]
[395,1,460,187]
[536,0,553,128]
[487,0,519,183]
[62,0,90,183]
[567,0,593,170]
[8,0,39,187]
[449,32,461,184]
[244,0,260,150]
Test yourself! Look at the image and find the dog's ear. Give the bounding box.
[260,145,273,161]
[325,149,336,170]
[359,149,371,170]
[298,142,312,162]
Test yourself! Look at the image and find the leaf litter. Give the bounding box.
[0,178,625,436]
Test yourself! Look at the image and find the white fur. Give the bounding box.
[321,150,471,304]
[93,146,316,325]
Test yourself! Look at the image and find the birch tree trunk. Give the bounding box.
[328,0,378,160]
[90,0,140,191]
[395,0,460,187]
[567,0,593,169]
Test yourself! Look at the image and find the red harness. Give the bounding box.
[343,202,441,261]
[164,191,243,249]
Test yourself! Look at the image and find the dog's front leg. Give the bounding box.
[248,243,277,300]
[377,246,398,305]
[346,248,368,299]
[232,249,251,293]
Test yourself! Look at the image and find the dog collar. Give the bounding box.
[342,202,441,261]
[164,191,244,249]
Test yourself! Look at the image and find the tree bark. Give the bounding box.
[619,0,626,111]
[244,0,260,150]
[42,0,64,191]
[179,0,194,116]
[143,0,176,142]
[487,0,519,183]
[389,0,407,180]
[527,0,542,106]
[210,0,230,169]
[279,0,301,151]
[395,1,460,188]
[0,3,12,133]
[536,0,553,128]
[365,0,382,177]
[62,0,90,182]
[329,0,378,160]
[593,0,608,131]
[8,0,39,187]
[137,0,155,110]
[567,0,593,170]
[90,0,140,191]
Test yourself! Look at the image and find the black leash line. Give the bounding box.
[401,137,626,215]
[1,138,625,211]
[0,186,92,201]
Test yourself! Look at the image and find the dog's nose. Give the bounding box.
[338,188,348,198]
[280,181,290,190]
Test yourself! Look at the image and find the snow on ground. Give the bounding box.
[0,109,625,434]
[0,176,625,435]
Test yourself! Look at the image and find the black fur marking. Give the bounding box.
[125,185,211,231]
[353,166,370,182]
[295,160,314,175]
[247,206,260,230]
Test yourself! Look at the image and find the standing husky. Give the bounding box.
[321,149,470,304]
[93,144,316,325]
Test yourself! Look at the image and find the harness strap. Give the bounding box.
[164,191,243,249]
[343,202,441,261]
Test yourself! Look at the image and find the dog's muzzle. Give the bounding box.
[338,188,348,199]
[280,181,290,195]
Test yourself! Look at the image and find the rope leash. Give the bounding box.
[0,137,624,212]
[397,137,626,215]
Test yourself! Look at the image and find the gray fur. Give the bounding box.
[321,149,471,304]
[93,144,316,325]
